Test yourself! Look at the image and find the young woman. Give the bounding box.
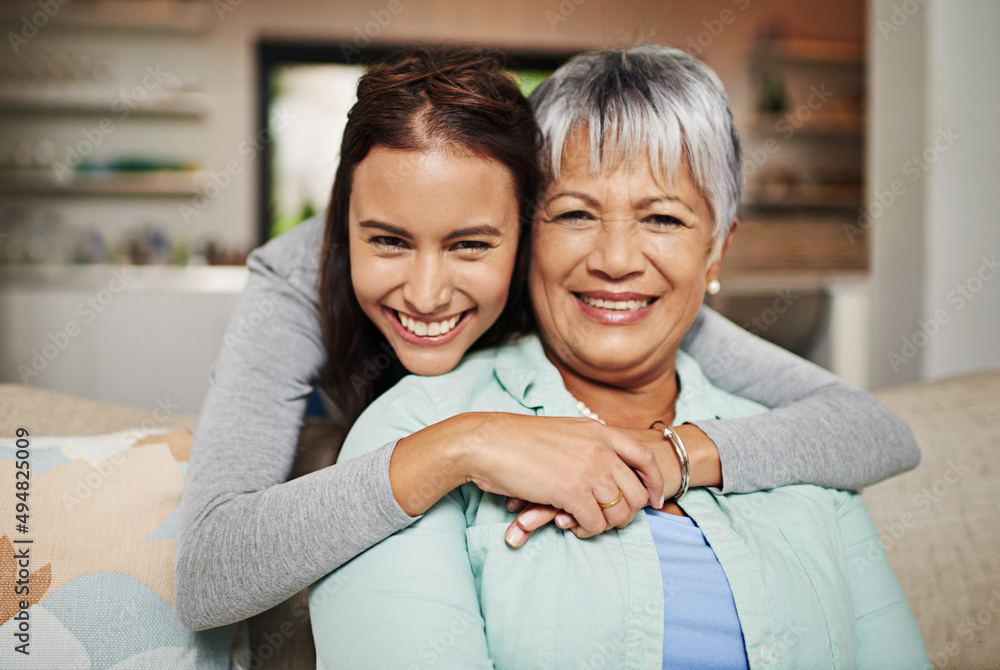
[175,45,920,632]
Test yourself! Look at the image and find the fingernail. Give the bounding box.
[505,525,526,547]
[658,496,666,508]
[519,509,540,526]
[555,513,572,528]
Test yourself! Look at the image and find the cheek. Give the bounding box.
[349,248,390,311]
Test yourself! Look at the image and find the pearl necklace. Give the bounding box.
[574,398,606,424]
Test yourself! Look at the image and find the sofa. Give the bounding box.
[1,371,997,669]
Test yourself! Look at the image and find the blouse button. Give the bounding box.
[716,528,730,539]
[759,644,772,663]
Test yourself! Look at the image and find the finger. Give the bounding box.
[516,505,560,532]
[506,497,527,513]
[609,433,666,508]
[567,497,607,536]
[594,467,640,530]
[505,506,558,548]
[606,463,649,529]
[555,512,577,529]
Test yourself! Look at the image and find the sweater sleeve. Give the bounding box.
[679,305,921,494]
[174,220,415,631]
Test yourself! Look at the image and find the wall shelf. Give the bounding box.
[756,38,864,66]
[755,112,864,137]
[0,90,210,118]
[0,0,216,35]
[0,170,206,197]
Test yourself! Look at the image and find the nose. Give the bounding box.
[401,252,453,315]
[587,224,645,281]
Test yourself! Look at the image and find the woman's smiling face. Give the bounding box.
[349,146,520,377]
[530,133,733,389]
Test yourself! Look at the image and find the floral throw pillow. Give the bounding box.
[0,429,233,669]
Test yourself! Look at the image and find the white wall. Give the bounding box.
[922,1,1000,380]
[869,0,1000,388]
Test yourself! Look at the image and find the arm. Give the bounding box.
[311,380,493,668]
[680,305,921,492]
[310,489,493,669]
[175,222,415,631]
[837,493,931,669]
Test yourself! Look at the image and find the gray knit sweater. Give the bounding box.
[175,216,920,631]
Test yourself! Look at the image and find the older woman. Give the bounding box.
[309,46,929,669]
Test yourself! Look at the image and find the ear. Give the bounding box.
[706,218,739,285]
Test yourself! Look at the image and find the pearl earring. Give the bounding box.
[707,280,721,295]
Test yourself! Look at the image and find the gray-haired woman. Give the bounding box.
[310,46,929,669]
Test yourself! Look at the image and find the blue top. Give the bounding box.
[644,508,749,670]
[310,334,930,669]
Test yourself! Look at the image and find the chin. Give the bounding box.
[397,350,463,378]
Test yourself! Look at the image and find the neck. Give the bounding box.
[545,346,680,428]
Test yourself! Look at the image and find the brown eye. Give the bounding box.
[372,236,407,249]
[646,214,685,227]
[554,210,593,221]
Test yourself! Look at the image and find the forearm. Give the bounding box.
[694,389,919,493]
[389,413,481,516]
[681,305,920,492]
[176,439,414,630]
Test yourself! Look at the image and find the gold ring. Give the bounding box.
[598,490,623,509]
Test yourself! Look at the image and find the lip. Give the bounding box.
[385,306,474,346]
[574,292,657,325]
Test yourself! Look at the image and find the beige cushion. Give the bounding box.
[867,371,1000,670]
[0,384,200,437]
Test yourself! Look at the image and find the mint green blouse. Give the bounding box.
[309,334,929,670]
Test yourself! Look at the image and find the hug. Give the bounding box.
[177,44,929,669]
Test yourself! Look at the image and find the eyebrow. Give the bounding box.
[359,220,410,238]
[636,195,697,216]
[358,220,504,241]
[545,192,697,216]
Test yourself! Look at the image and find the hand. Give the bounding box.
[502,423,721,547]
[390,412,665,534]
[461,413,665,536]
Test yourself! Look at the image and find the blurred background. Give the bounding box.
[0,0,996,413]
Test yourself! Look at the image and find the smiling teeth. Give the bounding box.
[398,312,461,337]
[581,296,650,311]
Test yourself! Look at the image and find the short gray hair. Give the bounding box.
[530,45,742,260]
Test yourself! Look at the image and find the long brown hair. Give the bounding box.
[318,45,540,427]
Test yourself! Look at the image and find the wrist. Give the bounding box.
[389,415,478,516]
[673,423,722,489]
